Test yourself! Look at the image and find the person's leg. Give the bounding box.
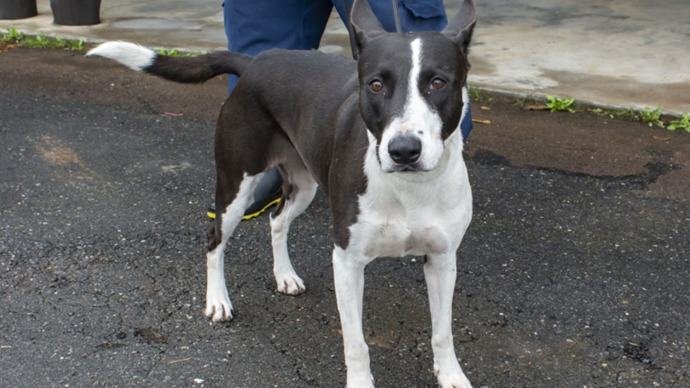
[397,0,447,32]
[332,0,446,33]
[224,0,333,93]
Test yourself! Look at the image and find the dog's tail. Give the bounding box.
[87,41,251,83]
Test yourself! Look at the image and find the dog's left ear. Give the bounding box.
[442,0,476,53]
[350,0,387,55]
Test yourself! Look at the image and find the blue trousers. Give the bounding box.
[223,0,472,140]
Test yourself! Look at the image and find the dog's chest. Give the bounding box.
[346,150,472,259]
[359,214,450,258]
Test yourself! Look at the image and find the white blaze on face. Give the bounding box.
[378,38,445,172]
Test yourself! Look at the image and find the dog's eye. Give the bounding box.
[430,78,446,90]
[369,80,384,93]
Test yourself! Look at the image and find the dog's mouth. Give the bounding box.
[385,162,428,173]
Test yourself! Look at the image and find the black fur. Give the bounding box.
[145,51,252,83]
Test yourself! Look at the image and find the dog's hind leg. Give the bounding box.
[269,161,318,295]
[205,172,263,322]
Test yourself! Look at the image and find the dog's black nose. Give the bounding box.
[388,136,422,165]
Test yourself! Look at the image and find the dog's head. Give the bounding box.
[350,0,476,173]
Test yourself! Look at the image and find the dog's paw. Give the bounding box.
[275,272,306,295]
[438,377,472,388]
[204,292,234,322]
[346,372,375,388]
[435,367,473,388]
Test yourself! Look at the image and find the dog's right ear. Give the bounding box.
[350,0,387,55]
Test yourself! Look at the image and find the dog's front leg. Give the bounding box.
[332,246,375,388]
[424,252,473,388]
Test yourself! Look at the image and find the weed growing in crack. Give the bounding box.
[667,113,690,132]
[546,95,576,113]
[639,105,664,128]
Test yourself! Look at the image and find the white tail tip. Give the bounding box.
[87,41,156,72]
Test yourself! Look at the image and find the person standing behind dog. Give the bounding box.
[220,0,473,218]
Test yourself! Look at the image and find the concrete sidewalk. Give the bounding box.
[2,0,689,114]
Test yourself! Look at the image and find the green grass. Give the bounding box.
[2,28,85,51]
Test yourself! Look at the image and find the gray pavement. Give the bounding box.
[1,0,689,115]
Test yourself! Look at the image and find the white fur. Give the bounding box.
[87,41,156,72]
[378,38,445,173]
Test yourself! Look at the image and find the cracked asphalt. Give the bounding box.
[1,48,688,387]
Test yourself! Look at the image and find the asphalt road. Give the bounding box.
[1,49,688,387]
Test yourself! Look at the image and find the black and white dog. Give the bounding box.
[89,0,476,386]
